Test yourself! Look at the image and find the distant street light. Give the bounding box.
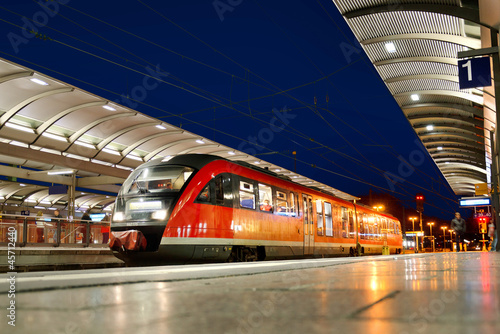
[441,226,447,247]
[427,222,435,237]
[409,217,418,251]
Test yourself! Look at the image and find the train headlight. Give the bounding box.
[151,210,167,220]
[113,212,124,222]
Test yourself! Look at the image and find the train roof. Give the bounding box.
[138,154,360,201]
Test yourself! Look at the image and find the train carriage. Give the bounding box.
[110,154,403,265]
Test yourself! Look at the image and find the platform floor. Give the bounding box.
[1,252,499,334]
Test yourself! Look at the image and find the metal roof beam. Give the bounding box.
[0,71,33,84]
[402,103,483,117]
[0,87,73,126]
[343,4,490,29]
[374,57,457,66]
[395,91,483,105]
[144,138,197,161]
[419,131,483,143]
[96,121,158,151]
[0,142,130,178]
[34,101,106,136]
[361,34,481,49]
[408,114,481,126]
[67,112,136,146]
[385,74,459,84]
[119,130,184,157]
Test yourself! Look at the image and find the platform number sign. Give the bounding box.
[458,57,491,89]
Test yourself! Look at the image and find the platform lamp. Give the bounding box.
[441,226,447,250]
[373,205,384,212]
[427,222,434,236]
[409,217,418,252]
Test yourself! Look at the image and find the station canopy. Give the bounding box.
[0,57,358,213]
[332,0,497,196]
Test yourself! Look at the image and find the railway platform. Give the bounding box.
[1,252,498,334]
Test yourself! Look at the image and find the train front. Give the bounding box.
[109,159,194,265]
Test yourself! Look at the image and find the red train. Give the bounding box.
[110,154,403,265]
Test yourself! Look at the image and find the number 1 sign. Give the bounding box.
[458,57,492,89]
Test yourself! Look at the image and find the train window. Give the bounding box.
[324,202,333,237]
[359,214,365,240]
[196,184,211,203]
[215,176,224,205]
[316,200,324,236]
[258,183,273,212]
[239,181,255,209]
[289,193,298,217]
[348,212,355,238]
[341,207,348,238]
[275,191,288,216]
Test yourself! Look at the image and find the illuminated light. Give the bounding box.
[445,162,450,164]
[115,165,134,171]
[411,94,420,101]
[254,161,261,165]
[426,125,434,131]
[48,207,56,210]
[275,169,281,172]
[228,151,236,155]
[102,148,121,156]
[34,206,45,209]
[25,199,37,203]
[156,124,166,130]
[30,78,49,86]
[151,210,167,220]
[75,141,96,149]
[384,42,396,53]
[103,105,116,111]
[47,170,74,175]
[40,201,51,205]
[19,184,26,187]
[5,122,35,133]
[65,153,88,161]
[162,155,173,162]
[196,139,205,144]
[92,159,114,166]
[126,154,143,161]
[9,141,29,148]
[42,132,68,142]
[437,146,443,150]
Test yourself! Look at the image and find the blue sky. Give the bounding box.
[0,0,463,219]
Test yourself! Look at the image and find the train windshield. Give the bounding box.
[121,165,194,195]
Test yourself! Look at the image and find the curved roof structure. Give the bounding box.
[332,0,496,195]
[0,57,358,213]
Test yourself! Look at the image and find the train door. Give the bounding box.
[214,174,233,231]
[302,194,314,255]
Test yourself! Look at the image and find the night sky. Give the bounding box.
[0,0,464,220]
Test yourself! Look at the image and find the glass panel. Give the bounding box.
[276,191,288,215]
[325,202,333,237]
[197,184,211,202]
[316,200,324,236]
[239,181,255,209]
[258,184,273,212]
[215,176,224,205]
[122,166,194,194]
[341,207,348,238]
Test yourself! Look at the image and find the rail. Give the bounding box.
[0,213,110,248]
